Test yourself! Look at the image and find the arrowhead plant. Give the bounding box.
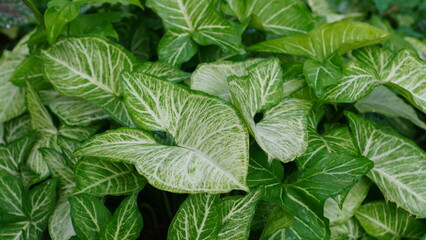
[0,0,425,239]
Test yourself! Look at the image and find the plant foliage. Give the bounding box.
[0,0,425,239]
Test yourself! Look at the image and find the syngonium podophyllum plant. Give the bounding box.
[0,0,426,239]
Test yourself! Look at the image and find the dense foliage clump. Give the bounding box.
[0,0,425,239]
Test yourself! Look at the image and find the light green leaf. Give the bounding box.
[75,128,248,193]
[303,53,343,96]
[307,0,363,23]
[44,0,81,44]
[330,217,365,240]
[324,47,426,113]
[228,59,311,162]
[69,194,112,240]
[168,194,221,240]
[346,112,426,217]
[49,199,76,240]
[355,201,426,239]
[49,96,109,126]
[218,188,263,239]
[3,114,31,143]
[74,157,147,196]
[76,71,248,193]
[146,0,244,66]
[43,36,136,126]
[354,86,426,129]
[100,192,142,240]
[404,36,426,60]
[248,21,390,61]
[134,61,191,82]
[191,59,263,102]
[324,177,371,226]
[10,53,49,89]
[0,51,26,123]
[226,0,315,36]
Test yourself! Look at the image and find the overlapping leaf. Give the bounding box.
[248,21,390,61]
[146,0,244,65]
[43,36,136,126]
[346,112,426,217]
[324,47,426,113]
[355,201,426,239]
[226,0,315,36]
[76,72,249,193]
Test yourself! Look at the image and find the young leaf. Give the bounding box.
[248,21,390,61]
[324,47,426,113]
[346,112,426,217]
[168,194,221,240]
[226,0,315,36]
[260,205,294,239]
[100,192,142,240]
[355,201,426,239]
[43,36,136,126]
[74,157,147,196]
[354,86,426,129]
[191,59,263,102]
[49,96,109,126]
[146,0,244,65]
[69,194,112,240]
[44,0,81,44]
[218,188,263,239]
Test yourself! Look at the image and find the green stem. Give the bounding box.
[162,192,173,220]
[23,0,45,29]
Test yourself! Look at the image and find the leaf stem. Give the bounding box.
[23,0,45,29]
[162,192,173,220]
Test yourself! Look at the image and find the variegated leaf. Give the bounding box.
[346,112,426,217]
[0,136,33,176]
[218,188,263,239]
[226,0,315,36]
[330,217,365,240]
[260,205,294,239]
[74,157,147,196]
[0,51,26,123]
[76,71,249,193]
[324,47,426,113]
[100,192,142,240]
[69,194,112,240]
[168,194,221,240]
[354,86,426,129]
[146,0,244,65]
[0,175,26,222]
[355,201,426,239]
[49,96,109,126]
[3,114,31,143]
[10,53,49,89]
[43,36,135,126]
[191,59,263,102]
[248,21,390,61]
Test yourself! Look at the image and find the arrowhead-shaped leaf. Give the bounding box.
[43,36,136,126]
[146,0,244,65]
[168,194,221,240]
[134,62,191,82]
[248,21,390,61]
[77,71,249,193]
[346,111,426,217]
[324,47,426,113]
[69,194,112,240]
[74,157,147,196]
[100,192,142,240]
[226,0,315,36]
[355,201,426,239]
